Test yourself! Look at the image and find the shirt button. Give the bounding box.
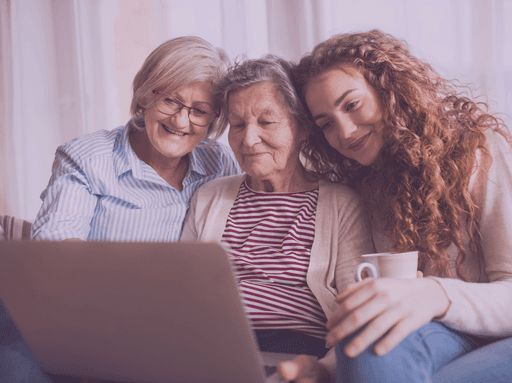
[173,224,180,231]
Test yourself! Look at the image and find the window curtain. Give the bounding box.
[1,0,510,221]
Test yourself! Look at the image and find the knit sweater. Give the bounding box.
[372,130,512,338]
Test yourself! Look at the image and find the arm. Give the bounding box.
[180,174,245,242]
[322,131,512,360]
[431,131,512,337]
[32,143,99,241]
[278,182,376,382]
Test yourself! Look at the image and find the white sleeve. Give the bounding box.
[433,132,512,337]
[32,143,99,241]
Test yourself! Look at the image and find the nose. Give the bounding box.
[334,116,358,145]
[242,123,262,147]
[172,108,191,128]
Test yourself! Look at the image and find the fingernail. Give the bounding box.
[325,334,333,348]
[374,345,385,356]
[345,345,356,357]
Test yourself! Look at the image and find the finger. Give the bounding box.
[327,279,380,330]
[277,355,317,382]
[326,288,393,348]
[373,316,430,356]
[295,377,318,383]
[341,304,405,357]
[334,280,370,303]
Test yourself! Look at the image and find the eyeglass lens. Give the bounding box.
[155,94,216,126]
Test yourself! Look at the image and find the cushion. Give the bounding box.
[0,215,33,240]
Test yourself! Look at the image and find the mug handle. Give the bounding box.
[355,262,378,282]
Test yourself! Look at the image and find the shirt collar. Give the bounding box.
[113,124,144,179]
[187,141,209,177]
[114,124,211,182]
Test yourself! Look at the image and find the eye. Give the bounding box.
[259,120,273,126]
[318,120,333,131]
[163,97,181,107]
[229,120,245,129]
[346,101,359,111]
[190,107,207,116]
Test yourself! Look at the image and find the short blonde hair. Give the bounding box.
[129,36,230,140]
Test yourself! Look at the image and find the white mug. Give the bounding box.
[355,251,419,282]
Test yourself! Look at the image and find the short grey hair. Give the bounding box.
[214,55,314,135]
[129,36,230,140]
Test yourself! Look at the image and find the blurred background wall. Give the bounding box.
[1,0,511,220]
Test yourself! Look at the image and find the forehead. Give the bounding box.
[170,81,214,99]
[228,82,285,112]
[309,66,368,92]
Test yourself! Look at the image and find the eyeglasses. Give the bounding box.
[152,90,218,127]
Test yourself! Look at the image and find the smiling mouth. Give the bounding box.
[162,124,187,136]
[243,152,265,157]
[348,132,371,151]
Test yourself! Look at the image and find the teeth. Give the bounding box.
[162,124,186,136]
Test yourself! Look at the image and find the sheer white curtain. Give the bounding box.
[1,0,511,220]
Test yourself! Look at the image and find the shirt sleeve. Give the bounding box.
[32,143,99,241]
[432,131,512,337]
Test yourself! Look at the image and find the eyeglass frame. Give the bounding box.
[152,90,219,126]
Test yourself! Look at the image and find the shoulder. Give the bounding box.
[319,179,361,202]
[194,173,246,196]
[486,129,512,158]
[193,139,240,172]
[474,129,512,178]
[194,138,236,162]
[58,126,125,161]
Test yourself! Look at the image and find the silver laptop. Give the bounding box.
[0,241,294,382]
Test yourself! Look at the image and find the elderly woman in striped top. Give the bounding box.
[32,36,240,242]
[181,56,374,369]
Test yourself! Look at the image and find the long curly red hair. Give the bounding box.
[293,30,510,278]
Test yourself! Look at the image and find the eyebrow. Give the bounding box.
[171,92,214,108]
[312,88,356,121]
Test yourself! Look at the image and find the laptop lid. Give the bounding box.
[0,241,269,383]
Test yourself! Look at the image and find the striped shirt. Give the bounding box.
[32,124,241,241]
[222,181,327,339]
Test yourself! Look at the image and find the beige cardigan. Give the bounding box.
[180,175,376,377]
[372,130,512,338]
[181,175,376,320]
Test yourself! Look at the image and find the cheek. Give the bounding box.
[227,131,243,157]
[352,106,380,125]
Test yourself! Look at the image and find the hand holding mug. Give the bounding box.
[326,251,451,358]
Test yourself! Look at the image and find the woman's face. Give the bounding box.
[143,81,214,162]
[304,67,385,166]
[228,82,307,188]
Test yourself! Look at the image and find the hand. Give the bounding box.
[325,276,449,358]
[277,355,333,383]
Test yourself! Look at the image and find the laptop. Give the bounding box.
[0,241,295,382]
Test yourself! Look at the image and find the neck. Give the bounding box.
[129,129,189,191]
[247,164,318,193]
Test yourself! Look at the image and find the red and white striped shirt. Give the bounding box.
[222,180,327,339]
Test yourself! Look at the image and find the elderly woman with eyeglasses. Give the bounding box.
[180,56,374,375]
[32,36,240,242]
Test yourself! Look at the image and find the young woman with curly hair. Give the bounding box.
[277,30,512,383]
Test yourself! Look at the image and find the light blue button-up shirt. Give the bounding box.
[32,124,241,241]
